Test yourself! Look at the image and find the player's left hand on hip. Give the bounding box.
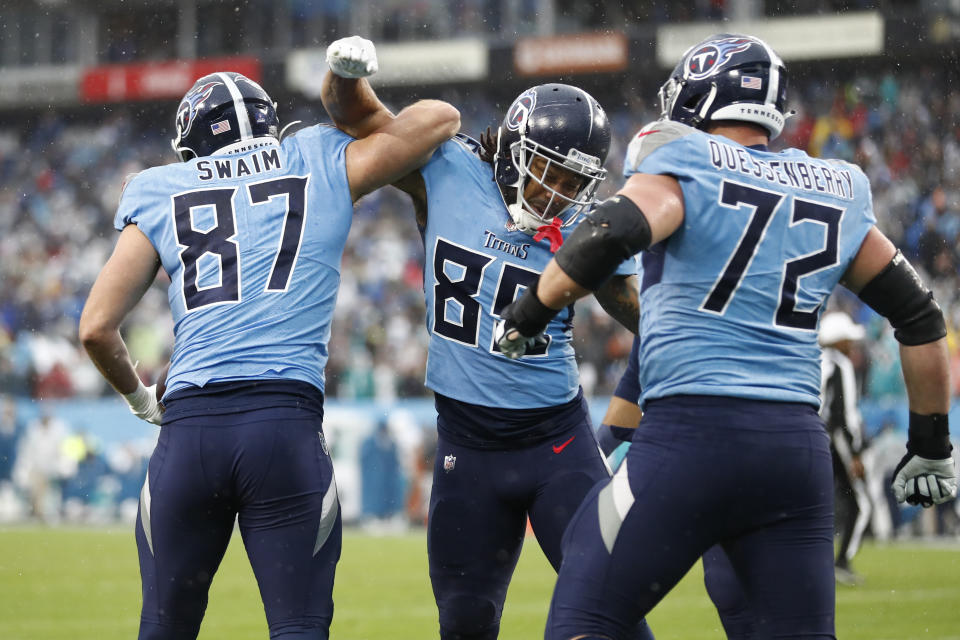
[892,453,957,507]
[123,380,163,426]
[495,318,536,360]
[326,35,378,79]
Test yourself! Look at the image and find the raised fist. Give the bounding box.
[327,36,378,79]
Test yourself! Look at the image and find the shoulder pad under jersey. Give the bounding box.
[119,171,142,203]
[624,120,698,175]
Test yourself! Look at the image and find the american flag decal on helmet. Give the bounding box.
[210,120,232,135]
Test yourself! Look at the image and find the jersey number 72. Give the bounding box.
[701,179,844,331]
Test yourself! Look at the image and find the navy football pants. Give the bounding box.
[546,396,836,640]
[703,544,755,639]
[136,405,340,639]
[428,419,654,640]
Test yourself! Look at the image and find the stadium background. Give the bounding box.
[0,0,959,637]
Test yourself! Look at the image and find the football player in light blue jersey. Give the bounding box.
[500,33,956,640]
[79,58,459,640]
[322,36,651,640]
[600,336,757,640]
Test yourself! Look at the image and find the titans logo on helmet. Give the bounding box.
[505,89,537,132]
[175,81,221,139]
[685,37,754,81]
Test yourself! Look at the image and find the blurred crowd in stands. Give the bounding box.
[0,65,958,531]
[0,394,150,525]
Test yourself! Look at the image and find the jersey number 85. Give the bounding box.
[431,237,552,357]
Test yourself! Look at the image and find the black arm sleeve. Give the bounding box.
[554,195,652,291]
[908,412,952,459]
[856,251,946,346]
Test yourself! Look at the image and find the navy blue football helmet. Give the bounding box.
[494,83,610,233]
[171,72,281,161]
[659,33,789,139]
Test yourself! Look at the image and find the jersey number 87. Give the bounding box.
[172,176,309,311]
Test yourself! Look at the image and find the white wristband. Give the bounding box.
[123,379,162,425]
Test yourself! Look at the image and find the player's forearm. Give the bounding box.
[320,74,394,139]
[594,275,640,334]
[602,396,643,429]
[79,328,141,395]
[900,338,951,415]
[374,100,460,180]
[536,259,591,310]
[392,100,461,150]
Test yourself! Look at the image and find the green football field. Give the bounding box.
[1,526,958,639]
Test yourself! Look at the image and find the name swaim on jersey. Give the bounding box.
[195,147,283,181]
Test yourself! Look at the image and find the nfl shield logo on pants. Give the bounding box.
[443,454,456,472]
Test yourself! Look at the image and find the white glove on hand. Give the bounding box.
[892,453,957,507]
[326,35,378,79]
[123,379,163,426]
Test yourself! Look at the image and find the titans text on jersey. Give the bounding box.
[420,134,634,410]
[483,230,530,259]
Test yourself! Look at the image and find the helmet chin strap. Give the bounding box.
[507,202,548,235]
[505,143,557,235]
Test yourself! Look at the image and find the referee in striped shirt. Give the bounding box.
[819,311,873,585]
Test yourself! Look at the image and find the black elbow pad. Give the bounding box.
[555,195,652,291]
[856,251,946,346]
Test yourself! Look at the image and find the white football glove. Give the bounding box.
[326,35,378,79]
[123,379,163,426]
[892,453,957,507]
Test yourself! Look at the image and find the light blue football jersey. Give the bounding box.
[625,121,876,406]
[421,135,635,409]
[115,126,354,399]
